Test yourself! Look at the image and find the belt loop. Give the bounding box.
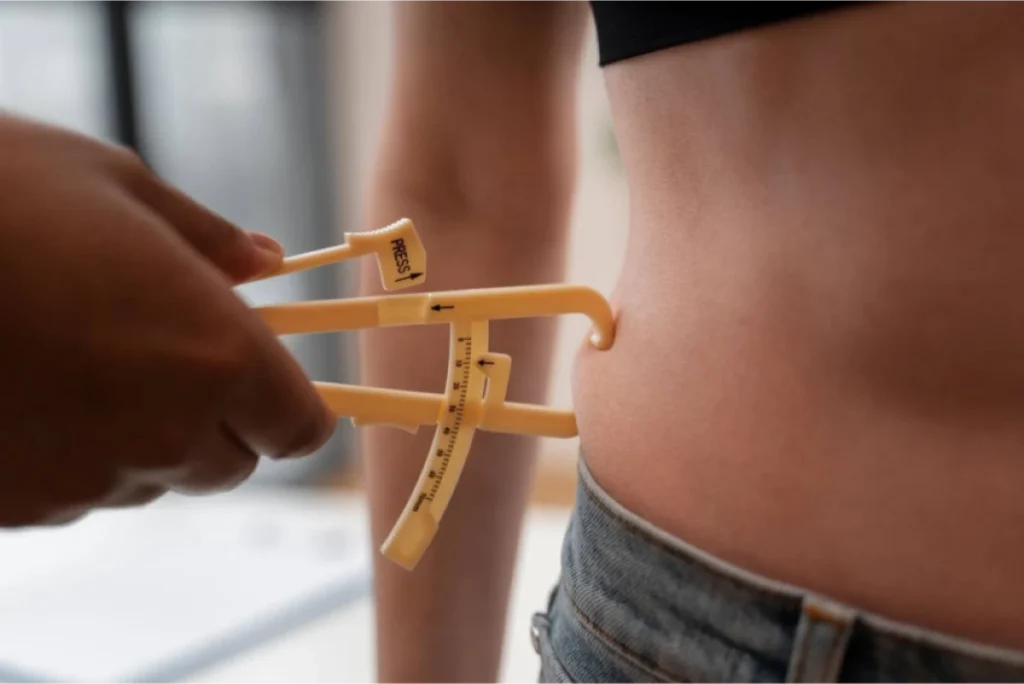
[786,594,856,682]
[530,611,548,655]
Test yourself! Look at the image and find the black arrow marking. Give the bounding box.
[395,272,423,283]
[478,359,495,366]
[431,304,454,311]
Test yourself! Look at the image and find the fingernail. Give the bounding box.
[247,233,285,281]
[250,232,284,256]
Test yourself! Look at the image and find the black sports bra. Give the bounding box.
[590,1,861,66]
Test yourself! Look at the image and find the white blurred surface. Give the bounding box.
[0,489,371,683]
[188,503,572,684]
[0,488,570,683]
[0,2,111,140]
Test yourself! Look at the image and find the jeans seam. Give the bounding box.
[789,630,809,683]
[563,583,685,683]
[822,617,851,681]
[791,624,818,682]
[821,635,840,681]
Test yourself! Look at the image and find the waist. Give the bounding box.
[572,205,1024,650]
[533,458,1024,682]
[572,0,1024,657]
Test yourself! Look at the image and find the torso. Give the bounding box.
[574,1,1024,651]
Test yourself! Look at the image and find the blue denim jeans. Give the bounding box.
[531,457,1024,682]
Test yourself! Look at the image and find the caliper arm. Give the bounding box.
[251,219,615,569]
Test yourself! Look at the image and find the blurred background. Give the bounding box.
[0,1,626,681]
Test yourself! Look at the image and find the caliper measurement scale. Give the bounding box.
[407,321,484,567]
[427,325,479,511]
[254,218,615,569]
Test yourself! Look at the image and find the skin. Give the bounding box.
[581,0,1024,653]
[363,1,1024,680]
[0,112,335,526]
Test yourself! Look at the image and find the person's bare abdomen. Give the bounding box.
[574,2,1024,652]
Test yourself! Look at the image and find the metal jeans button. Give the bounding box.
[530,612,548,654]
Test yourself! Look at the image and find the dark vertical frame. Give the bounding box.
[102,0,144,159]
[269,0,354,482]
[98,0,325,162]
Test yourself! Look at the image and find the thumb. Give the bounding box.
[133,176,285,284]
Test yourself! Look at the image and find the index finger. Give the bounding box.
[126,165,286,284]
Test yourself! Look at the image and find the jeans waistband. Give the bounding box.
[557,456,1024,681]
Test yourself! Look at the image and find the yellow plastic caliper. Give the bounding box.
[255,219,615,569]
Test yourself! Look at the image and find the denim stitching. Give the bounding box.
[786,618,811,684]
[585,481,790,667]
[568,571,787,680]
[541,634,573,682]
[793,620,822,682]
[562,581,686,683]
[535,612,573,682]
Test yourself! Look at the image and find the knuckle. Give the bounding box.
[106,143,151,181]
[146,423,201,471]
[201,326,256,385]
[128,416,209,476]
[161,424,260,496]
[63,474,120,507]
[104,147,163,202]
[212,456,259,493]
[172,318,257,393]
[174,455,257,496]
[144,447,190,475]
[103,484,166,509]
[278,408,334,459]
[200,216,247,254]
